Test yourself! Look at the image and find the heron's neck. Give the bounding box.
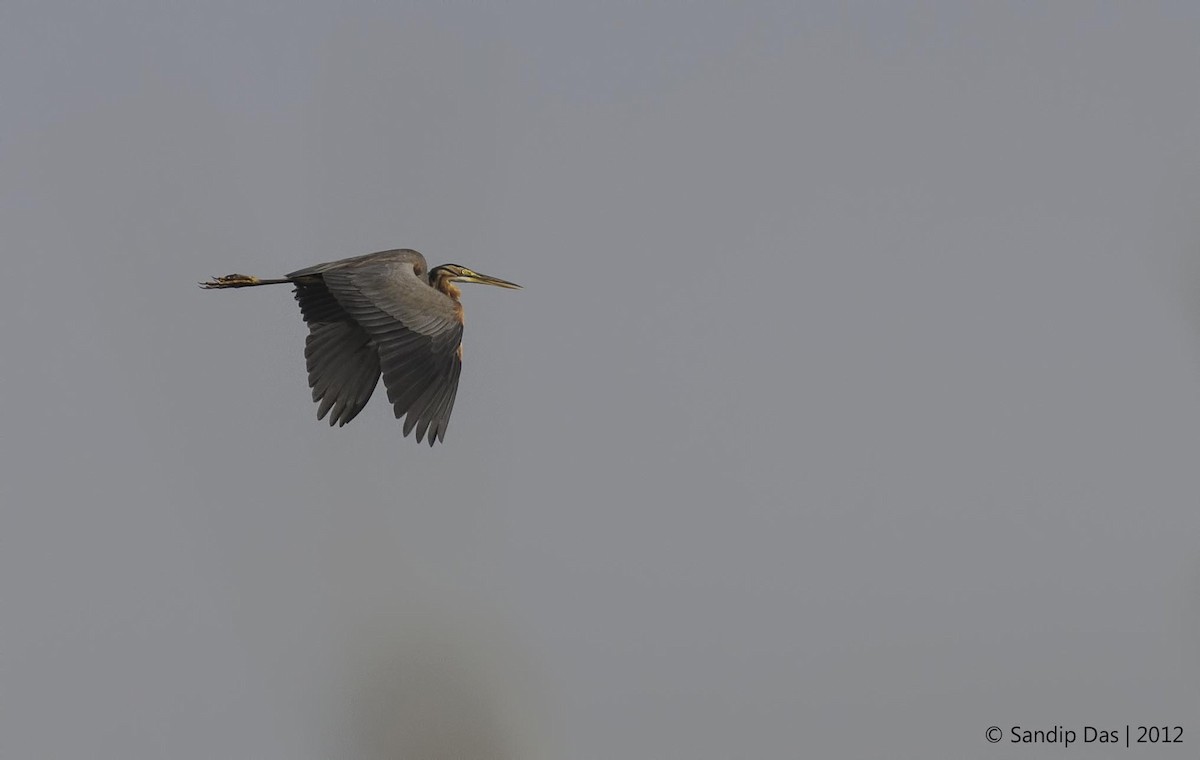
[432,272,461,300]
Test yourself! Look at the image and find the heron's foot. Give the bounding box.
[200,273,261,289]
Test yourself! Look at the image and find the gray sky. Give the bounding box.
[3,2,1199,758]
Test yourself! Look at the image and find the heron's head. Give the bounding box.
[429,264,521,296]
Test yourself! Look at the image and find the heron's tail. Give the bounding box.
[199,274,292,289]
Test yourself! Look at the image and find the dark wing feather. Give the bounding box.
[293,281,381,426]
[425,358,462,443]
[318,257,464,445]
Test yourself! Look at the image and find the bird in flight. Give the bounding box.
[201,249,520,445]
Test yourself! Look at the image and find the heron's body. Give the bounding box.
[201,249,519,445]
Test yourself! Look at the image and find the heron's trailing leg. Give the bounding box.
[199,274,291,289]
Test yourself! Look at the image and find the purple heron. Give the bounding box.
[201,249,520,445]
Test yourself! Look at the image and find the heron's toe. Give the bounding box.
[200,273,260,289]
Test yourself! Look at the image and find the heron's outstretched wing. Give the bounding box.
[293,281,381,426]
[319,259,464,445]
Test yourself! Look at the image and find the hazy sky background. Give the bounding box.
[3,2,1199,758]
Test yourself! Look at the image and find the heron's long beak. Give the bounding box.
[452,270,522,289]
